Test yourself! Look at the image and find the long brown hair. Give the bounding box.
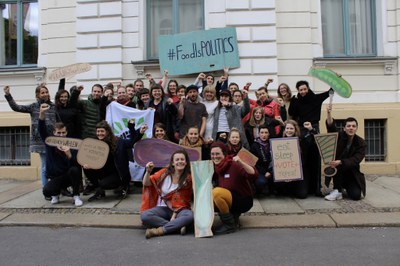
[249,107,265,127]
[164,149,191,187]
[95,120,117,152]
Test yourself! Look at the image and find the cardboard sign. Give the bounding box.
[48,63,92,81]
[158,28,240,75]
[237,148,258,167]
[77,138,109,170]
[45,137,82,150]
[270,137,303,182]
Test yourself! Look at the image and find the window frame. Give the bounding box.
[0,0,38,68]
[321,0,377,58]
[364,119,386,162]
[145,0,204,60]
[0,126,31,166]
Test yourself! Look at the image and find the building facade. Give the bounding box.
[0,0,399,180]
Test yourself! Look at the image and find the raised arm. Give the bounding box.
[3,86,33,113]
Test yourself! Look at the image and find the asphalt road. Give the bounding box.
[1,226,399,266]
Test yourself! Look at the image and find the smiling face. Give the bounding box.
[284,123,296,137]
[211,147,225,165]
[206,75,214,85]
[187,127,199,144]
[152,88,162,100]
[172,153,187,171]
[298,84,309,97]
[91,86,103,100]
[140,93,150,103]
[187,89,198,102]
[168,81,177,95]
[117,87,126,96]
[96,128,108,140]
[177,88,186,98]
[38,88,50,101]
[279,85,288,97]
[204,90,215,101]
[228,131,240,145]
[59,92,69,105]
[154,126,166,139]
[126,86,135,97]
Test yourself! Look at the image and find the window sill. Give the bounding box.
[0,66,46,82]
[131,60,160,77]
[313,57,398,75]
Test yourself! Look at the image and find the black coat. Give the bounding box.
[327,120,367,196]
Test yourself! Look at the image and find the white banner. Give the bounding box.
[106,101,155,181]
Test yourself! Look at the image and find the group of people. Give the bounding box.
[3,69,367,238]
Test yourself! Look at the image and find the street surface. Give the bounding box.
[0,227,399,265]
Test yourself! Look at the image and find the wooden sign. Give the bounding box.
[48,63,92,81]
[158,28,240,75]
[314,133,339,177]
[77,138,109,170]
[237,148,258,167]
[45,137,82,150]
[270,137,303,182]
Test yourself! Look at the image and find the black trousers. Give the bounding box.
[333,167,362,200]
[84,169,121,190]
[43,166,82,197]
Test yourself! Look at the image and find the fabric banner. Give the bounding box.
[106,101,155,181]
[191,160,214,238]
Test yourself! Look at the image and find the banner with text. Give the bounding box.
[158,28,240,75]
[270,137,303,182]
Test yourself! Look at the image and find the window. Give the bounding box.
[321,0,376,57]
[364,119,385,162]
[0,126,30,166]
[0,1,38,67]
[147,0,204,59]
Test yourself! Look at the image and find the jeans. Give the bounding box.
[39,152,47,187]
[141,206,194,234]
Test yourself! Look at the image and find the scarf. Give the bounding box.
[255,137,270,163]
[214,155,233,176]
[228,142,242,156]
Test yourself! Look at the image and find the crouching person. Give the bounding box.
[210,142,258,235]
[140,150,194,239]
[39,104,83,206]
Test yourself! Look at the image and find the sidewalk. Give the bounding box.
[0,175,400,229]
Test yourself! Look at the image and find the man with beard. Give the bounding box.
[288,80,332,196]
[178,85,208,141]
[70,84,103,139]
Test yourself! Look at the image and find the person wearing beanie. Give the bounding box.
[210,141,258,235]
[178,84,208,141]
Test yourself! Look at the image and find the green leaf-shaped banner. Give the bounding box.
[308,67,352,98]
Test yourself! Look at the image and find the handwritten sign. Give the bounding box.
[158,28,240,75]
[270,137,303,182]
[77,138,109,170]
[45,137,82,150]
[48,63,92,81]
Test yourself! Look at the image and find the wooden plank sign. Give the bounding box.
[237,148,258,167]
[270,137,303,182]
[45,136,82,150]
[48,63,92,81]
[77,138,109,170]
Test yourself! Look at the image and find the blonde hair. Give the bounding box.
[283,119,301,137]
[202,85,216,101]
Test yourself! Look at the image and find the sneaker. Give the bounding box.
[180,226,186,236]
[51,195,59,204]
[324,189,343,201]
[61,188,73,197]
[73,195,83,207]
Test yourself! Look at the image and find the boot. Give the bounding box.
[233,213,241,229]
[213,213,236,235]
[145,227,165,239]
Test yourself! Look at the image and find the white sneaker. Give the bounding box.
[73,196,83,207]
[51,196,59,204]
[324,189,343,201]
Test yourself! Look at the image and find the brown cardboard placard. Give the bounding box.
[45,136,82,150]
[237,148,258,167]
[270,137,303,182]
[77,138,109,170]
